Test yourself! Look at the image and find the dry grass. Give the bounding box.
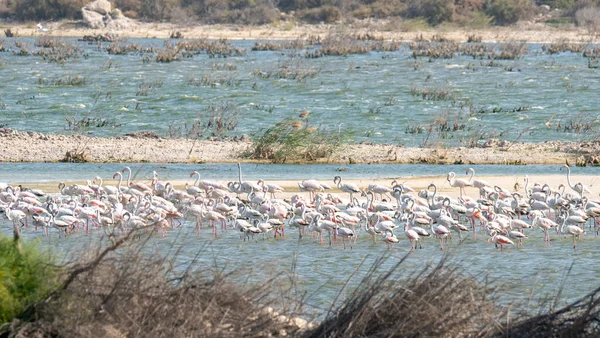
[306,255,501,338]
[3,231,306,337]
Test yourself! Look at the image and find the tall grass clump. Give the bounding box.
[306,256,500,337]
[0,234,57,324]
[250,111,349,163]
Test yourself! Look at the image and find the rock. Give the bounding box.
[288,316,308,329]
[82,0,138,30]
[83,0,111,15]
[124,131,160,139]
[82,9,106,29]
[238,134,251,142]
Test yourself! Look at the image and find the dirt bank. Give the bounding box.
[1,129,600,165]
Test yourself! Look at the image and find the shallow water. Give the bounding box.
[2,162,600,183]
[0,37,598,145]
[1,162,598,316]
[6,207,597,317]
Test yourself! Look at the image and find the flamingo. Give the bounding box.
[190,171,227,192]
[236,163,262,194]
[258,180,285,199]
[489,234,515,251]
[122,167,152,193]
[381,230,399,249]
[559,209,585,249]
[447,171,472,197]
[368,183,392,201]
[333,175,360,202]
[507,230,527,248]
[298,179,323,201]
[563,164,590,198]
[336,225,355,249]
[531,215,558,244]
[466,168,492,191]
[404,220,420,252]
[432,221,450,251]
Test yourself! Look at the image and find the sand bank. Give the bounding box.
[3,20,597,43]
[1,129,599,165]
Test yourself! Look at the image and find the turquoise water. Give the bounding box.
[1,34,598,316]
[0,37,598,145]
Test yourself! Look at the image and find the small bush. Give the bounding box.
[300,6,342,24]
[486,0,535,25]
[4,28,15,38]
[12,0,86,21]
[307,256,500,337]
[575,6,600,34]
[539,0,574,9]
[467,10,494,28]
[250,112,350,163]
[0,234,57,323]
[406,0,455,25]
[351,6,372,19]
[368,0,407,18]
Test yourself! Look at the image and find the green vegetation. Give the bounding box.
[0,234,57,323]
[1,0,599,30]
[250,111,350,163]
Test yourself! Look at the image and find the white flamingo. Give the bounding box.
[447,171,472,197]
[333,175,361,202]
[563,164,591,198]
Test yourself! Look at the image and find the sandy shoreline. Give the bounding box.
[1,129,599,166]
[2,20,598,44]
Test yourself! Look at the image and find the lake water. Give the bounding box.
[1,162,598,317]
[0,37,598,146]
[1,35,598,317]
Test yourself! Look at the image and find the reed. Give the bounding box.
[105,39,142,55]
[542,39,588,55]
[38,75,86,86]
[410,85,456,102]
[252,39,307,51]
[177,38,246,58]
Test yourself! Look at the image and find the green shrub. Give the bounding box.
[539,0,574,9]
[486,0,535,25]
[406,0,454,25]
[468,10,494,28]
[351,6,372,19]
[300,5,342,23]
[368,0,407,18]
[12,0,86,21]
[250,112,350,163]
[0,234,57,323]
